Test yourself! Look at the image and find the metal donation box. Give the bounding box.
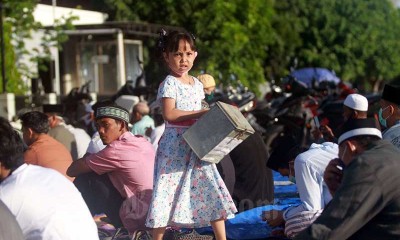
[183,101,255,163]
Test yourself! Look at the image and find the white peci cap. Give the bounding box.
[343,94,368,111]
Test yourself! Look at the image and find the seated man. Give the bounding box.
[0,199,23,240]
[130,101,155,139]
[295,118,400,239]
[0,117,98,239]
[67,102,155,234]
[20,111,73,181]
[43,104,78,160]
[265,136,338,238]
[314,93,368,142]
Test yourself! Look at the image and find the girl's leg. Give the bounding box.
[152,227,166,240]
[211,219,227,240]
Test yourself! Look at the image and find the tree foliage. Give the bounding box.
[95,0,275,93]
[0,0,77,94]
[274,0,400,91]
[94,0,400,93]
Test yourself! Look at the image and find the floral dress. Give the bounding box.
[145,75,237,228]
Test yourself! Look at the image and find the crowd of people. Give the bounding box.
[264,85,400,239]
[1,29,400,240]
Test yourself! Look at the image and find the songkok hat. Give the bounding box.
[197,74,216,88]
[42,104,64,114]
[338,118,382,145]
[95,105,130,124]
[343,94,368,111]
[382,84,400,105]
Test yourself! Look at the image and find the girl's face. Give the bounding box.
[164,39,197,77]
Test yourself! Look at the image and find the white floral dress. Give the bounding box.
[145,75,237,228]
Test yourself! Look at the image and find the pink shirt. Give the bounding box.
[85,132,155,198]
[85,131,155,233]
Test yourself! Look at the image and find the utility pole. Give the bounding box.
[0,0,6,93]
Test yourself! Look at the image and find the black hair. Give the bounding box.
[20,111,50,134]
[267,136,303,172]
[157,30,197,56]
[0,117,25,171]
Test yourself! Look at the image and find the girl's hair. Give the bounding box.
[157,30,197,54]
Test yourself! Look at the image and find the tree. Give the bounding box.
[94,0,276,94]
[96,0,400,93]
[286,0,400,92]
[0,0,77,94]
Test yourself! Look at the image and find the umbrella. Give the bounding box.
[290,68,341,88]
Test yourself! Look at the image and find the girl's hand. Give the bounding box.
[162,98,208,122]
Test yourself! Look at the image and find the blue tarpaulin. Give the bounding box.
[196,172,300,239]
[290,68,341,88]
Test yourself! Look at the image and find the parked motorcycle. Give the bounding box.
[252,76,317,154]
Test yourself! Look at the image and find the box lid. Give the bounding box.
[216,101,255,134]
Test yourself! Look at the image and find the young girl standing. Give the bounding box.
[145,31,237,240]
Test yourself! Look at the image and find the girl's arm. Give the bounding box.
[162,97,208,122]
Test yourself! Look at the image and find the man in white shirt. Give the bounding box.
[0,117,99,240]
[265,137,338,238]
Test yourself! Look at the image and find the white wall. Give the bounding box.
[33,4,108,27]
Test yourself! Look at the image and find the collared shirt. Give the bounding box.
[382,122,400,149]
[24,134,74,181]
[85,131,155,198]
[295,140,400,239]
[85,132,155,232]
[284,142,338,220]
[0,164,99,240]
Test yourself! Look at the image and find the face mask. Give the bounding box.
[378,106,390,128]
[205,92,214,102]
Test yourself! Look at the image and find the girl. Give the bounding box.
[145,31,237,240]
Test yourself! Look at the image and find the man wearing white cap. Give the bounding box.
[295,118,400,239]
[317,93,368,142]
[379,84,400,149]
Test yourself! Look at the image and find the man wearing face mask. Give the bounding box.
[378,84,400,149]
[296,118,400,240]
[264,136,338,238]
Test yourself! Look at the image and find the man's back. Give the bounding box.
[48,124,78,160]
[295,139,400,239]
[228,132,274,210]
[348,140,400,238]
[24,134,73,181]
[0,164,98,240]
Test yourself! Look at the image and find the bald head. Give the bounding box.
[131,102,150,124]
[133,102,150,116]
